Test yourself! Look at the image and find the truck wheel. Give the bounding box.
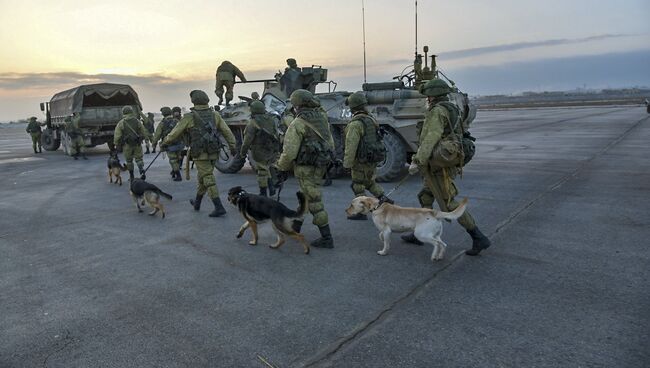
[41,128,60,151]
[329,126,346,178]
[376,129,407,182]
[215,134,246,174]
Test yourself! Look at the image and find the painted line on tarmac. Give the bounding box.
[0,157,45,164]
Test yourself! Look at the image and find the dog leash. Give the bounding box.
[383,174,410,198]
[142,150,163,175]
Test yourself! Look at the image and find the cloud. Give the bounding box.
[0,72,181,91]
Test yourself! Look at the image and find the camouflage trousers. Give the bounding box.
[255,159,272,188]
[195,159,220,199]
[123,144,144,172]
[294,165,328,227]
[350,162,384,197]
[30,132,42,151]
[69,135,85,157]
[166,151,180,172]
[215,80,234,104]
[418,165,476,231]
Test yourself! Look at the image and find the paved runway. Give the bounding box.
[1,106,649,367]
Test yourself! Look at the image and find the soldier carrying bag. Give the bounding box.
[429,102,475,168]
[295,118,335,168]
[122,118,143,145]
[190,109,223,155]
[355,114,386,164]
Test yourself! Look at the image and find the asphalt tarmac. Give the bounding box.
[1,106,649,368]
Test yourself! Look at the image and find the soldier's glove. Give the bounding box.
[408,162,419,175]
[160,143,168,151]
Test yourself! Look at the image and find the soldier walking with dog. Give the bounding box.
[240,101,282,197]
[65,112,87,160]
[343,92,393,220]
[163,90,237,217]
[153,106,183,181]
[276,89,335,248]
[25,116,44,154]
[403,78,491,256]
[114,106,151,180]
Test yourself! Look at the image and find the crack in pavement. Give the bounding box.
[42,329,75,368]
[298,112,648,368]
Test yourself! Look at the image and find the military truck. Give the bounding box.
[217,47,475,182]
[39,83,144,155]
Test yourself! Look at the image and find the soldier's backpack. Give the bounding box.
[429,101,475,168]
[251,114,281,154]
[295,112,335,168]
[122,117,143,145]
[190,109,223,155]
[355,114,386,164]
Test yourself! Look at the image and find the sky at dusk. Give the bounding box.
[0,0,649,120]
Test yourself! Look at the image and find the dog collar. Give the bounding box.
[370,202,386,212]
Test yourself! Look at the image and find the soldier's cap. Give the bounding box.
[160,107,172,116]
[190,90,210,105]
[172,106,181,113]
[251,91,260,99]
[249,100,266,115]
[122,105,134,114]
[345,92,368,109]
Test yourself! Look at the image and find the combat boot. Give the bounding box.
[259,187,268,197]
[190,194,203,211]
[33,148,38,154]
[145,146,150,154]
[209,197,227,217]
[173,171,182,182]
[267,178,276,197]
[152,146,156,154]
[465,227,492,256]
[138,167,146,180]
[38,146,42,153]
[401,233,423,246]
[347,213,367,221]
[311,225,334,248]
[377,194,394,205]
[129,170,134,181]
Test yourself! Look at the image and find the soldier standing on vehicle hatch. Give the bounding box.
[25,116,44,154]
[215,61,247,106]
[343,92,393,220]
[402,78,491,256]
[276,89,335,248]
[114,106,151,180]
[163,90,237,217]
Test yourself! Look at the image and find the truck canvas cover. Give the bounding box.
[49,83,142,117]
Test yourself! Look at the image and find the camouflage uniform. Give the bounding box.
[164,90,237,217]
[153,107,183,181]
[66,113,86,159]
[142,112,156,153]
[406,79,491,256]
[240,101,281,196]
[114,106,151,179]
[215,61,246,106]
[277,89,335,248]
[25,117,43,153]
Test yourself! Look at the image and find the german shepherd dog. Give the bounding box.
[107,151,128,186]
[129,178,173,218]
[227,186,310,254]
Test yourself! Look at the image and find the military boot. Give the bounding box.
[465,227,492,256]
[190,194,203,211]
[138,167,146,180]
[311,225,334,248]
[152,146,156,154]
[209,197,227,217]
[173,171,182,182]
[129,169,134,181]
[33,148,38,154]
[145,146,150,154]
[38,146,42,153]
[401,233,423,246]
[259,187,268,197]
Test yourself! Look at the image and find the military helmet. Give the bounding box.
[249,100,266,115]
[147,112,154,117]
[122,106,133,114]
[172,106,181,114]
[287,58,297,66]
[290,89,316,108]
[160,107,172,116]
[346,92,368,109]
[29,116,37,121]
[251,91,260,100]
[190,90,210,105]
[419,78,452,97]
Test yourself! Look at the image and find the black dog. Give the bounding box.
[129,178,173,218]
[227,186,310,254]
[107,151,127,185]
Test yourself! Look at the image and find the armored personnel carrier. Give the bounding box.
[217,47,475,182]
[38,83,144,155]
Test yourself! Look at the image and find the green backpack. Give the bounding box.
[355,114,385,164]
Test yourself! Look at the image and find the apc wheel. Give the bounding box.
[41,128,60,151]
[215,133,246,173]
[376,129,407,182]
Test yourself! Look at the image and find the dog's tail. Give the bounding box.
[433,198,468,220]
[295,191,308,217]
[154,189,173,201]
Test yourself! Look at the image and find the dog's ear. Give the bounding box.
[360,197,374,209]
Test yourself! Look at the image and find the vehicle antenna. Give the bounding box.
[362,0,367,83]
[415,0,418,58]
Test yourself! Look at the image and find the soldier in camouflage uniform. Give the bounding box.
[403,79,491,256]
[65,112,87,160]
[25,116,44,153]
[276,89,335,248]
[171,106,187,170]
[215,60,247,106]
[163,90,237,217]
[343,92,392,220]
[114,106,151,180]
[153,107,183,181]
[143,112,156,154]
[280,102,295,137]
[240,101,281,196]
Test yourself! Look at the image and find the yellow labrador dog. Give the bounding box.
[346,196,468,261]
